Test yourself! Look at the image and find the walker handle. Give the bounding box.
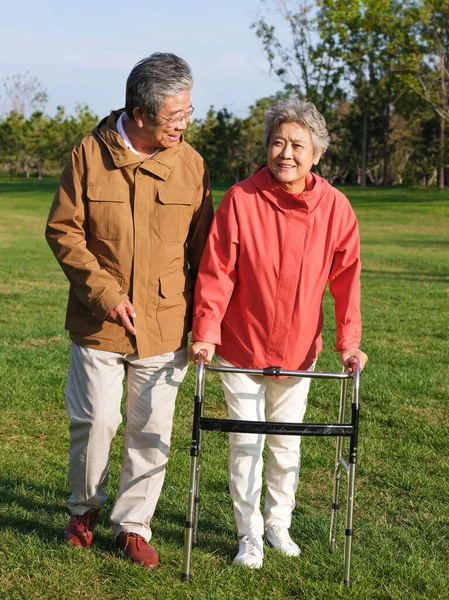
[347,356,360,374]
[197,349,207,367]
[195,350,207,395]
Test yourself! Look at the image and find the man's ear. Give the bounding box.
[132,107,145,128]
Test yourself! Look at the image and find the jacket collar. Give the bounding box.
[93,109,183,181]
[250,166,326,213]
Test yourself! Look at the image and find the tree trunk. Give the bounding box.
[360,106,368,187]
[439,117,445,189]
[428,168,437,186]
[382,94,391,186]
[439,44,446,189]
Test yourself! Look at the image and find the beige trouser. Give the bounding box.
[217,356,313,537]
[65,343,188,541]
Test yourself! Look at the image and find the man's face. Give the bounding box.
[138,90,192,151]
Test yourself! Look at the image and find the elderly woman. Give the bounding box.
[188,98,367,569]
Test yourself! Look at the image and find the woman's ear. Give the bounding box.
[313,151,323,166]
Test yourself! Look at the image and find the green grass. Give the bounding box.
[0,179,448,599]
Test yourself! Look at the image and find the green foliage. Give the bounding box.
[187,94,287,183]
[0,92,98,179]
[251,0,449,187]
[402,0,449,121]
[0,180,448,598]
[2,31,449,190]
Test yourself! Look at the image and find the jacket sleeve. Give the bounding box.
[191,189,239,345]
[186,161,214,283]
[45,145,126,321]
[328,200,362,351]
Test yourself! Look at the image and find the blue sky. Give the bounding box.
[0,0,285,121]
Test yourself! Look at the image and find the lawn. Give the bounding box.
[0,179,448,600]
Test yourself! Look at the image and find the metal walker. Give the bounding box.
[181,356,361,587]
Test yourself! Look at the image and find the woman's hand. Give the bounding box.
[188,341,216,366]
[339,348,368,371]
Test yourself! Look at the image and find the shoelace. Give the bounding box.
[122,532,141,551]
[74,510,97,533]
[268,526,292,545]
[241,535,260,554]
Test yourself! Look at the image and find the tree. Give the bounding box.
[316,0,414,185]
[0,98,98,178]
[251,0,344,117]
[1,72,48,117]
[398,0,449,187]
[186,108,247,182]
[252,0,441,186]
[186,93,288,183]
[0,111,27,178]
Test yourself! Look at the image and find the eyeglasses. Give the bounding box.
[156,106,195,126]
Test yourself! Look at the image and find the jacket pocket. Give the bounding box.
[87,184,129,241]
[156,270,193,341]
[157,188,195,243]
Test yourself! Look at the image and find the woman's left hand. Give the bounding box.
[339,348,368,371]
[188,341,216,366]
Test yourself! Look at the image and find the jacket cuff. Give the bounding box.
[335,321,362,351]
[192,318,222,345]
[92,287,128,321]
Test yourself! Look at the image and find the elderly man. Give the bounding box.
[46,53,213,568]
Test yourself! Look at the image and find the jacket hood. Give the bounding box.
[92,109,184,180]
[249,165,328,214]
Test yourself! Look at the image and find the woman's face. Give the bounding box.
[267,122,321,194]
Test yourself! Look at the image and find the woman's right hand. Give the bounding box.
[187,341,216,366]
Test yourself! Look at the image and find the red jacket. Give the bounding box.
[192,166,362,371]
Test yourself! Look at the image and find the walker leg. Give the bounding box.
[192,427,203,547]
[181,454,199,582]
[330,378,348,551]
[343,363,360,587]
[343,463,356,587]
[181,359,206,582]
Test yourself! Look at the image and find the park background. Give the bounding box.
[1,0,449,187]
[0,1,448,599]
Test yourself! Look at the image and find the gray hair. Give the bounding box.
[125,53,193,119]
[263,98,330,157]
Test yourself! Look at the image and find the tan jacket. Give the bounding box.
[46,110,213,358]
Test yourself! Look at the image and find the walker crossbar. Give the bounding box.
[199,418,353,437]
[181,358,360,588]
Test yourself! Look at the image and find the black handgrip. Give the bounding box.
[262,366,282,376]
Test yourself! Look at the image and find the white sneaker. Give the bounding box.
[233,534,264,569]
[265,524,301,557]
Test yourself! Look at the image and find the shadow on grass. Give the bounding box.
[342,186,449,205]
[0,477,68,540]
[0,474,236,558]
[0,476,115,551]
[153,503,236,559]
[362,268,449,283]
[0,180,59,195]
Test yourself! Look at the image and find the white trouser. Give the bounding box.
[217,356,313,537]
[65,343,188,541]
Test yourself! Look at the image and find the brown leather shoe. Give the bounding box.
[64,509,100,547]
[116,532,159,568]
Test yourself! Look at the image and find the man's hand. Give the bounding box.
[339,347,368,371]
[188,341,216,366]
[108,299,137,336]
